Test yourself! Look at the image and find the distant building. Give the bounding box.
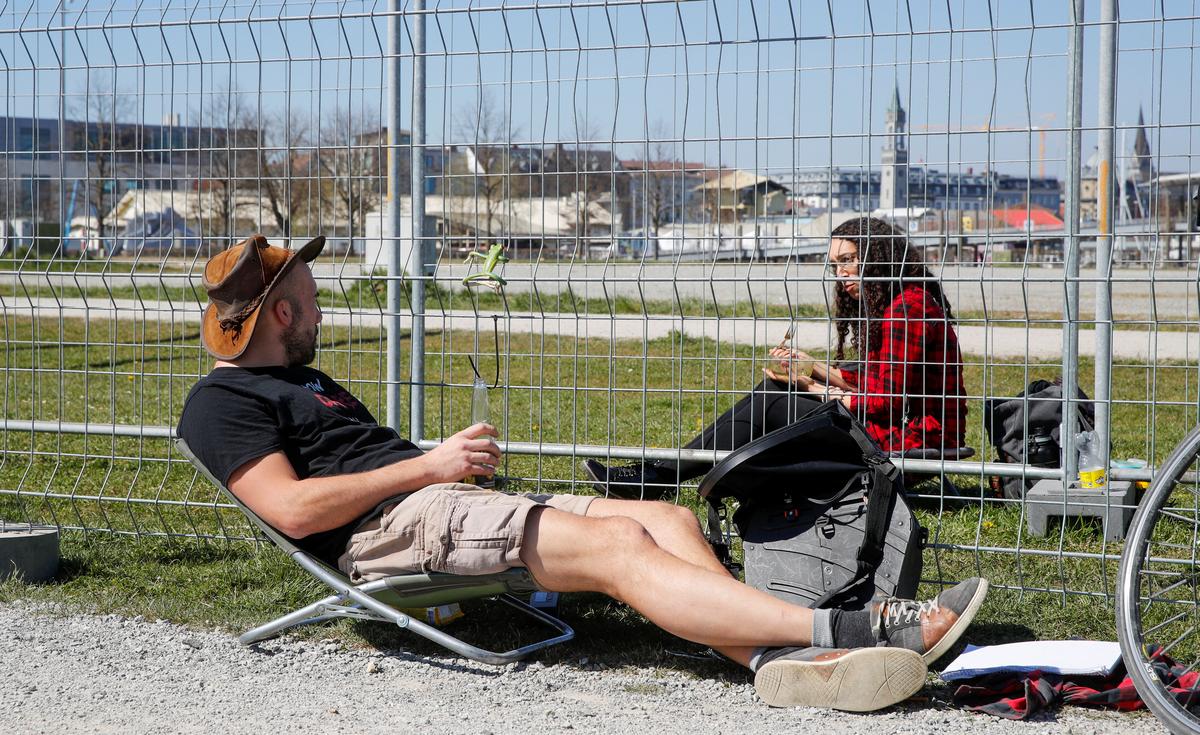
[692,170,790,221]
[0,115,255,232]
[786,169,880,212]
[781,89,1061,219]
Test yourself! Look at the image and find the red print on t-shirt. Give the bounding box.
[313,388,363,413]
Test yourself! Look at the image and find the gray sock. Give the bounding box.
[811,608,838,648]
[747,646,768,672]
[832,608,874,649]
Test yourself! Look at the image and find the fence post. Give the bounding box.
[386,1,403,431]
[409,0,428,444]
[1094,0,1117,477]
[386,0,427,439]
[1061,0,1086,486]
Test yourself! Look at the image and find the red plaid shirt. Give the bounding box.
[840,285,966,452]
[952,646,1198,719]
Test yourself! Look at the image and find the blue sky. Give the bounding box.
[3,0,1196,179]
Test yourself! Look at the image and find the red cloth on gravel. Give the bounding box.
[951,646,1200,719]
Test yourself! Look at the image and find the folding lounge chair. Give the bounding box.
[176,438,573,665]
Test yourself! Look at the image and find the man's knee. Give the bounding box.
[522,511,659,594]
[526,508,657,562]
[638,500,702,536]
[664,501,701,529]
[595,515,658,556]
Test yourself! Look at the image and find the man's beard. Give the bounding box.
[282,322,318,367]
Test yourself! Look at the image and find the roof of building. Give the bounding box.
[991,206,1063,228]
[694,169,786,192]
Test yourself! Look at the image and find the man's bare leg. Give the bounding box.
[582,498,759,664]
[519,506,813,653]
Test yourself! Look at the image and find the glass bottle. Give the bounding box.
[470,377,495,489]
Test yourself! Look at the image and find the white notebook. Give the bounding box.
[940,641,1123,681]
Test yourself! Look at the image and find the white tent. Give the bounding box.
[112,207,203,256]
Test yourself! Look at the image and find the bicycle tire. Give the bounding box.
[1117,423,1200,734]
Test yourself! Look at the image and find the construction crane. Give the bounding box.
[914,113,1057,177]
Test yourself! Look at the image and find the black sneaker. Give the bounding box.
[580,459,673,500]
[754,646,927,711]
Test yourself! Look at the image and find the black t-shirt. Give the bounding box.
[177,365,423,565]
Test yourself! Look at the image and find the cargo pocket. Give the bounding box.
[437,496,526,576]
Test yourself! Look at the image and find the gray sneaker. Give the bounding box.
[871,577,989,664]
[753,646,927,711]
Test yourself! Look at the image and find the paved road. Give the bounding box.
[6,261,1200,319]
[6,296,1196,362]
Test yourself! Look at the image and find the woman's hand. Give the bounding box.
[802,383,855,408]
[764,364,815,387]
[764,344,814,385]
[765,345,817,384]
[770,345,816,363]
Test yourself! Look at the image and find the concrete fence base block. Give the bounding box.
[0,524,60,583]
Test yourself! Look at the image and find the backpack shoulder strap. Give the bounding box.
[810,459,900,609]
[703,496,741,575]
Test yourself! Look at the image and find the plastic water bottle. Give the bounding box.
[1076,431,1106,490]
[470,377,495,489]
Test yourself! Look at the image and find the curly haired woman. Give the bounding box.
[585,216,968,499]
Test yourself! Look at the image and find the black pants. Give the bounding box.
[659,379,824,480]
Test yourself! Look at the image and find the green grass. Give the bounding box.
[0,311,1197,665]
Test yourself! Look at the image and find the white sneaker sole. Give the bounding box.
[922,578,990,665]
[754,647,927,712]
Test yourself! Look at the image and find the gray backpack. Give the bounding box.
[700,401,923,610]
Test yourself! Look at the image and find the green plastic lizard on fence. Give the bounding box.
[461,243,509,291]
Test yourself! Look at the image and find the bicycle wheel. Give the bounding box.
[1117,424,1200,734]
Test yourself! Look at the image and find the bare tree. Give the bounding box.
[74,83,136,252]
[452,94,520,242]
[630,128,695,258]
[201,95,317,240]
[318,108,384,239]
[260,113,317,238]
[549,117,617,257]
[200,93,256,239]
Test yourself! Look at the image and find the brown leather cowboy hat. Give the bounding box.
[201,234,325,360]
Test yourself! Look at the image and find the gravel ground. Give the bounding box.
[1,601,1164,734]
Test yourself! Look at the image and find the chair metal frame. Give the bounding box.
[176,438,574,665]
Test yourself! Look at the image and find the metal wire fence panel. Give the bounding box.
[0,0,1197,603]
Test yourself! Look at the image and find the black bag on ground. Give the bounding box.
[983,379,1095,499]
[698,401,924,611]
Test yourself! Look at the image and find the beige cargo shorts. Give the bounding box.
[337,483,594,583]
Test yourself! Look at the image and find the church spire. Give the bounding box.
[1133,107,1151,158]
[1132,106,1153,182]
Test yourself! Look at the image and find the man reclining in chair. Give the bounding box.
[177,234,990,713]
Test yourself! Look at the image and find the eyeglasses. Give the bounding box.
[827,253,859,275]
